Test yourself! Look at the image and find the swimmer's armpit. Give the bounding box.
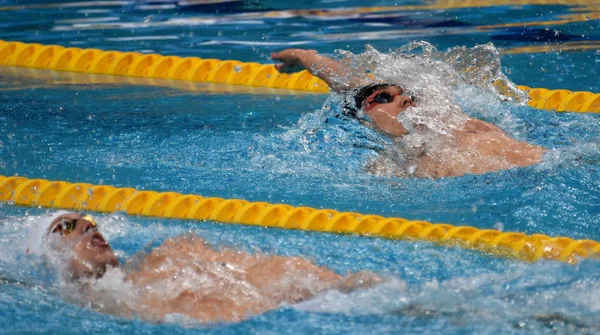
[271,48,371,92]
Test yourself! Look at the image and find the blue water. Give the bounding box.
[1,0,600,334]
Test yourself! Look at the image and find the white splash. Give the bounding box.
[332,42,530,176]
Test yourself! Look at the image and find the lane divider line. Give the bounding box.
[0,40,599,113]
[1,175,599,263]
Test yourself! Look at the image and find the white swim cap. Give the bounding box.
[25,210,71,256]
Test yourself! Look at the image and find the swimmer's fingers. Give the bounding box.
[271,49,302,63]
[274,63,305,74]
[272,62,292,72]
[271,49,313,73]
[271,52,301,73]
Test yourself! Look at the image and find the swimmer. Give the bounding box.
[271,48,547,178]
[42,212,382,323]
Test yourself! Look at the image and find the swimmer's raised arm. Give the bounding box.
[271,48,370,92]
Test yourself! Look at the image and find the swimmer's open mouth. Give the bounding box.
[89,232,109,249]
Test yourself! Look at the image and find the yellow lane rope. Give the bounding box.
[1,175,599,263]
[0,65,316,95]
[501,41,600,55]
[1,40,599,113]
[0,40,329,92]
[517,85,600,113]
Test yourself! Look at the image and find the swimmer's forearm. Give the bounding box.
[300,50,362,91]
[272,49,368,92]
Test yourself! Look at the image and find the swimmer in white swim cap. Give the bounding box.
[44,212,118,279]
[42,212,381,323]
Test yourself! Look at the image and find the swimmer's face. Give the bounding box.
[47,213,118,279]
[362,86,416,137]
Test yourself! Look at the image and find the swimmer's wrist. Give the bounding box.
[297,49,319,67]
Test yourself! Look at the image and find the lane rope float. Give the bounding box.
[1,175,599,264]
[0,40,598,113]
[516,85,600,113]
[0,65,318,95]
[0,39,329,93]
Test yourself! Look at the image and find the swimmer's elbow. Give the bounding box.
[327,75,371,92]
[507,144,547,167]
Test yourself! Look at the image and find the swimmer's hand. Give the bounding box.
[271,49,316,73]
[334,271,384,292]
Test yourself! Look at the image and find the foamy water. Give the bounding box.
[2,211,600,333]
[253,42,564,179]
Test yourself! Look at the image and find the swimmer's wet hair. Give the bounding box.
[341,83,394,119]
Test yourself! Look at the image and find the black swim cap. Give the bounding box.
[341,83,394,119]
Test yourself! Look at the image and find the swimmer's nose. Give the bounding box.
[398,95,416,108]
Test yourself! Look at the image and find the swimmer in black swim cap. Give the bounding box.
[342,83,417,119]
[341,83,417,137]
[271,48,546,178]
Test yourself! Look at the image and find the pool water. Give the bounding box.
[1,0,600,334]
